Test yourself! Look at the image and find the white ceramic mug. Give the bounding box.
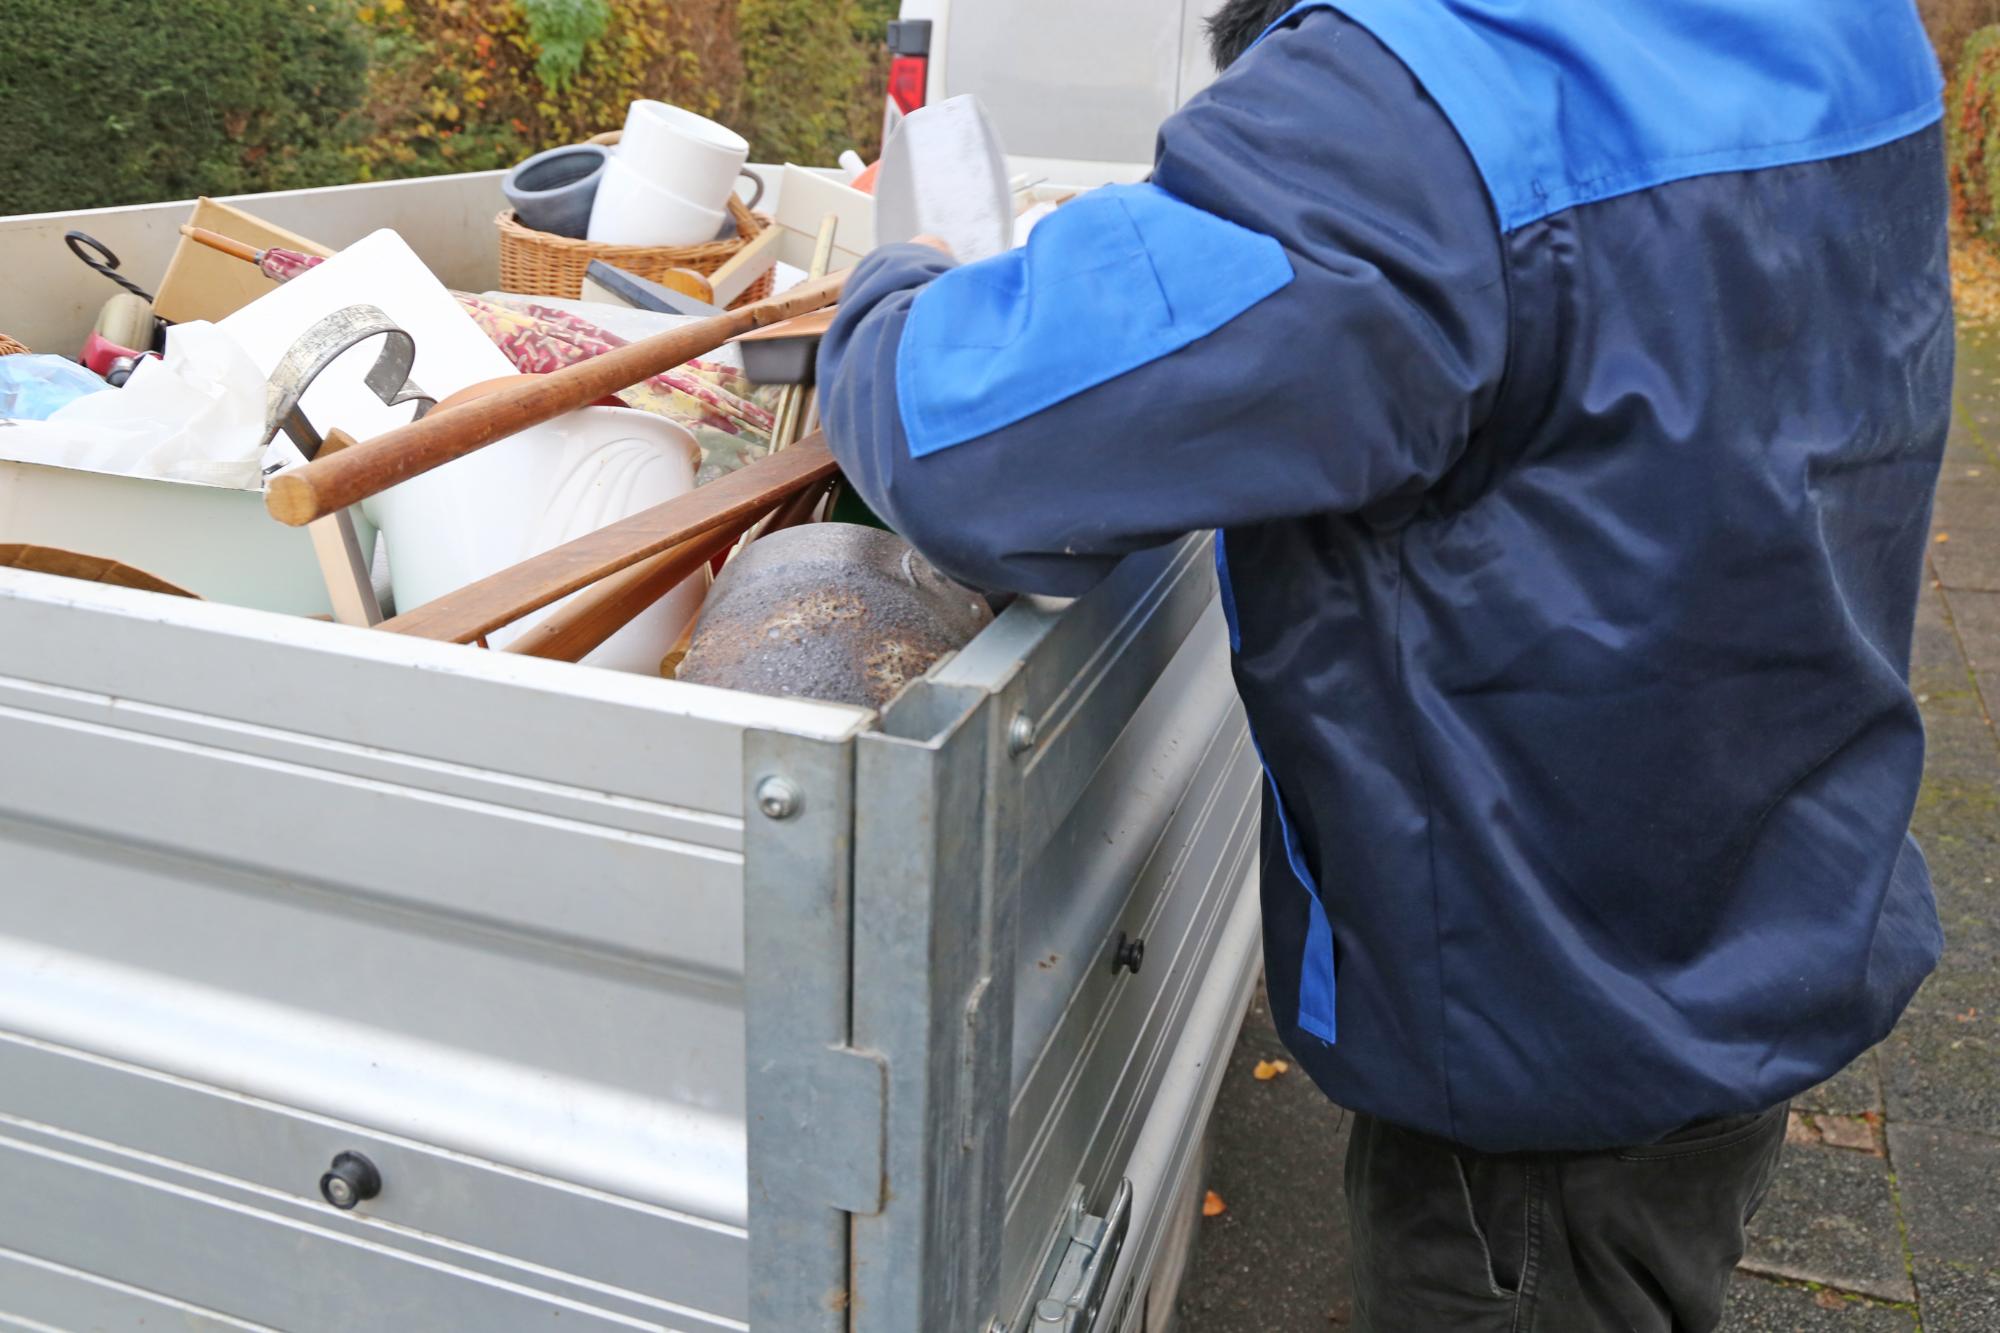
[617,100,750,212]
[587,154,728,247]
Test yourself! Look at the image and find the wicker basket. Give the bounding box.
[497,185,776,308]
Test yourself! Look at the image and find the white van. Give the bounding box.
[884,0,1230,186]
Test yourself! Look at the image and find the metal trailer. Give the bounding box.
[0,175,1263,1333]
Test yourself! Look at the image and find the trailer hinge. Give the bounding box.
[1019,1179,1133,1333]
[791,1045,887,1217]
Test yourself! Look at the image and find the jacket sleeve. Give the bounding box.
[816,7,1510,595]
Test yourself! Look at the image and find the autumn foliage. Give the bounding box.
[1950,26,2000,239]
[348,0,748,178]
[349,0,895,180]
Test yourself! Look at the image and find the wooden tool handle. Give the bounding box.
[179,224,262,265]
[265,271,847,527]
[378,436,838,644]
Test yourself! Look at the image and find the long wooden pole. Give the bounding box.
[265,272,847,527]
[500,513,763,663]
[376,436,837,644]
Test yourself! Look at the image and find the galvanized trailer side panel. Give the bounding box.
[0,541,1258,1333]
[998,610,1259,1331]
[0,570,865,1330]
[827,541,1262,1332]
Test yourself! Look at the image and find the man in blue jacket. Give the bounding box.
[818,2,1952,1327]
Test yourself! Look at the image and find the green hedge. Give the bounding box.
[1950,25,2000,239]
[0,0,369,214]
[738,0,892,166]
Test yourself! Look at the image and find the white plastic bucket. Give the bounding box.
[363,406,704,673]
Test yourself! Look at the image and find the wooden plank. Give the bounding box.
[502,518,759,665]
[378,437,837,645]
[735,307,838,344]
[265,273,847,527]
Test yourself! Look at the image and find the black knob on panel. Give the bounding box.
[319,1151,382,1210]
[1113,932,1146,976]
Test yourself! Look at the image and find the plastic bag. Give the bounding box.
[0,355,108,421]
[0,323,273,489]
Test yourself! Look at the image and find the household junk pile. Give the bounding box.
[0,95,1054,703]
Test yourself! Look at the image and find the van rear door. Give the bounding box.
[890,0,1228,185]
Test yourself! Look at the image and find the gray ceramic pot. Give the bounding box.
[502,144,611,238]
[676,524,993,709]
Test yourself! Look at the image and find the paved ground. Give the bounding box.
[1178,326,2000,1332]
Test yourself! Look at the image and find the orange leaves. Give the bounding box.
[349,0,713,179]
[1201,1190,1227,1218]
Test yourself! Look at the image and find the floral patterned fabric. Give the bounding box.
[252,246,775,469]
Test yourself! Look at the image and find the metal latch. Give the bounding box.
[259,305,437,629]
[1030,1178,1133,1332]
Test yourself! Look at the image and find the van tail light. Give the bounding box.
[884,20,932,125]
[887,55,929,116]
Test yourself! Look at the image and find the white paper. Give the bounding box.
[874,96,1013,265]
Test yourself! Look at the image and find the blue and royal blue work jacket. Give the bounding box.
[818,0,1952,1152]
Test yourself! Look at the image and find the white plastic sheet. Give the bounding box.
[0,323,271,488]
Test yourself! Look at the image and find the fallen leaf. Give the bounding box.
[1253,1059,1292,1081]
[1971,469,1986,478]
[1936,532,1951,544]
[1816,1115,1879,1154]
[1814,1289,1847,1311]
[1202,1189,1227,1218]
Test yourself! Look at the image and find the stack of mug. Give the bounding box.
[500,101,756,246]
[591,101,753,246]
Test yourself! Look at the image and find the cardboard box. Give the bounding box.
[152,198,336,326]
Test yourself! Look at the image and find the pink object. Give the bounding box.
[257,247,323,283]
[79,331,141,377]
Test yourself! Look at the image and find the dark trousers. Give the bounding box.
[1345,1103,1789,1332]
